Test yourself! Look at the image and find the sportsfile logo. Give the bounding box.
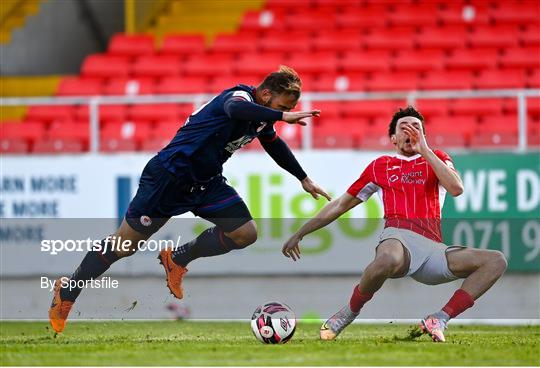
[40,235,182,255]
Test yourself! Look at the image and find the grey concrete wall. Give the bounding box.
[0,0,124,75]
[1,274,538,321]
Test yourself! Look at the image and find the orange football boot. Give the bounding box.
[158,249,188,299]
[48,277,74,333]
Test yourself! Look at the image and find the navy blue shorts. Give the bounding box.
[125,156,252,235]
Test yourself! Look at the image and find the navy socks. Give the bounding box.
[59,239,120,302]
[171,227,238,267]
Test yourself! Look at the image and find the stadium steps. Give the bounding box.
[0,0,42,44]
[148,0,264,43]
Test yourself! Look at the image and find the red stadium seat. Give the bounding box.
[445,48,499,70]
[451,98,505,116]
[359,132,393,150]
[389,8,438,27]
[210,75,259,93]
[211,34,258,54]
[521,24,540,46]
[100,138,138,152]
[363,27,416,49]
[489,4,540,25]
[426,116,478,136]
[234,52,286,76]
[56,77,103,96]
[258,32,313,53]
[479,115,519,134]
[311,31,361,52]
[101,120,152,145]
[336,7,390,28]
[341,100,406,119]
[130,104,180,122]
[439,4,491,26]
[421,71,474,90]
[75,105,127,123]
[499,47,540,69]
[0,138,29,153]
[528,125,540,147]
[339,50,392,72]
[156,76,209,94]
[1,121,46,142]
[393,50,445,72]
[284,12,337,31]
[314,74,367,92]
[103,78,156,95]
[81,54,130,78]
[182,55,234,77]
[47,121,90,145]
[474,69,527,89]
[429,133,467,149]
[313,118,360,149]
[470,132,518,148]
[313,134,355,149]
[26,106,74,123]
[415,100,450,119]
[132,55,181,77]
[33,139,85,153]
[108,34,155,56]
[288,52,338,75]
[415,26,467,50]
[240,10,282,31]
[313,101,341,124]
[529,97,540,112]
[467,26,520,48]
[270,123,301,149]
[369,72,420,91]
[160,34,206,56]
[529,69,540,88]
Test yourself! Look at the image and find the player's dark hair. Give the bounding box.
[388,106,425,137]
[258,65,302,100]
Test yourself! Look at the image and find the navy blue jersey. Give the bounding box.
[158,85,280,181]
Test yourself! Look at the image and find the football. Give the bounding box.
[250,301,296,344]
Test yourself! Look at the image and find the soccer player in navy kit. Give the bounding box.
[49,66,331,333]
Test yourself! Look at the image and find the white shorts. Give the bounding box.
[378,227,461,285]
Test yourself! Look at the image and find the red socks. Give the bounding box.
[442,289,475,318]
[349,285,374,313]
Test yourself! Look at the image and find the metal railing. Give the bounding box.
[1,88,539,153]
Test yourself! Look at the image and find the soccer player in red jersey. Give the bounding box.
[282,106,508,342]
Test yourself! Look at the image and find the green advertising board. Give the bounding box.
[442,153,540,271]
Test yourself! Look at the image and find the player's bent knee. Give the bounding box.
[490,250,508,275]
[372,253,403,276]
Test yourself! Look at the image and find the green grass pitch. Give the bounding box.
[1,321,539,366]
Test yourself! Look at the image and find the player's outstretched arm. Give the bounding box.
[403,124,464,197]
[282,110,321,126]
[282,193,362,261]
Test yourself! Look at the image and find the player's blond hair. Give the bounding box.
[259,65,302,99]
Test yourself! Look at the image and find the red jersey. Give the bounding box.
[347,150,456,242]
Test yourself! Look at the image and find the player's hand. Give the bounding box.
[282,234,302,261]
[402,124,429,155]
[301,177,332,201]
[282,110,320,126]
